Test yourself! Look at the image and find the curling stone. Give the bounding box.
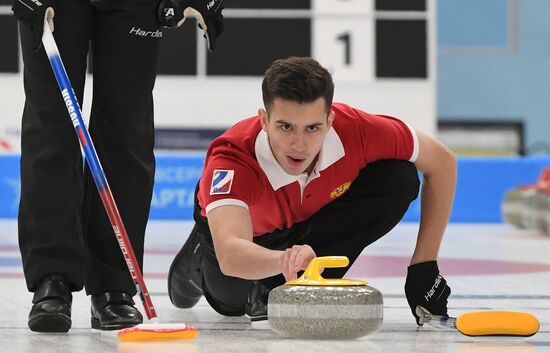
[268,256,383,339]
[522,168,550,233]
[522,188,547,232]
[543,189,550,236]
[501,186,531,228]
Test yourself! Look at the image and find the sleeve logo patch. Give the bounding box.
[210,169,235,195]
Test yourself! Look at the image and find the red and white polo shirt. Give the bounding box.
[198,102,419,236]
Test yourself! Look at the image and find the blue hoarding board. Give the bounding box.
[2,154,550,222]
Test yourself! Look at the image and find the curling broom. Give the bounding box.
[416,306,540,337]
[41,8,198,341]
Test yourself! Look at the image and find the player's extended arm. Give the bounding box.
[207,205,284,280]
[411,130,457,264]
[208,205,316,280]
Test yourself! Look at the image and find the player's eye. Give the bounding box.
[280,124,292,132]
[306,125,318,133]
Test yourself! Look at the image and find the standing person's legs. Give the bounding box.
[82,1,161,297]
[18,0,93,332]
[80,1,161,330]
[18,0,92,293]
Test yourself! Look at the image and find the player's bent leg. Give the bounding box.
[200,257,253,316]
[304,159,420,279]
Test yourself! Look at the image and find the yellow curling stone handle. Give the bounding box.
[285,256,367,286]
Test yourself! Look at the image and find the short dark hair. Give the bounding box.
[262,57,334,114]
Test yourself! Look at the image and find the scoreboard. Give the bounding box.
[0,0,436,152]
[159,0,430,80]
[153,0,436,136]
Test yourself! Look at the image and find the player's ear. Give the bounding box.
[327,109,335,128]
[259,108,269,131]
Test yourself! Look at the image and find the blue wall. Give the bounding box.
[438,0,550,153]
[2,154,550,223]
[439,0,509,48]
[402,156,550,222]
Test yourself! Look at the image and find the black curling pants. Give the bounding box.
[18,0,161,295]
[191,159,420,316]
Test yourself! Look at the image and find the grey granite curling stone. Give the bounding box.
[501,187,531,228]
[522,188,547,232]
[268,256,383,339]
[519,168,550,233]
[544,193,550,235]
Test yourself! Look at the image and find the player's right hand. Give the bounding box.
[279,244,317,282]
[12,0,54,52]
[158,0,224,52]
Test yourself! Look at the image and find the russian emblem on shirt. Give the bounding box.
[330,181,351,199]
[210,169,235,195]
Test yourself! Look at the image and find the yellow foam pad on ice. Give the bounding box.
[456,311,539,337]
[117,324,199,341]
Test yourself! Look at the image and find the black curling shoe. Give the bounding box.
[167,225,203,308]
[90,291,143,330]
[28,274,72,333]
[245,281,270,322]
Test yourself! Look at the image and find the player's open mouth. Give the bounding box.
[287,156,305,166]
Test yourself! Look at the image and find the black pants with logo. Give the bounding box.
[18,0,161,295]
[190,159,420,315]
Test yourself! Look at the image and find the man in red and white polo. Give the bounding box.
[168,57,455,324]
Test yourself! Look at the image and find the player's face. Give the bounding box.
[259,97,335,175]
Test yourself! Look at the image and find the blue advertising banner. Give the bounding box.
[0,153,205,220]
[401,156,550,222]
[149,154,204,219]
[0,154,20,218]
[2,154,550,222]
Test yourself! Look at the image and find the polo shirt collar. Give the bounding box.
[255,127,345,191]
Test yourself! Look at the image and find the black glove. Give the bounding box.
[158,0,224,52]
[405,261,451,326]
[12,0,54,52]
